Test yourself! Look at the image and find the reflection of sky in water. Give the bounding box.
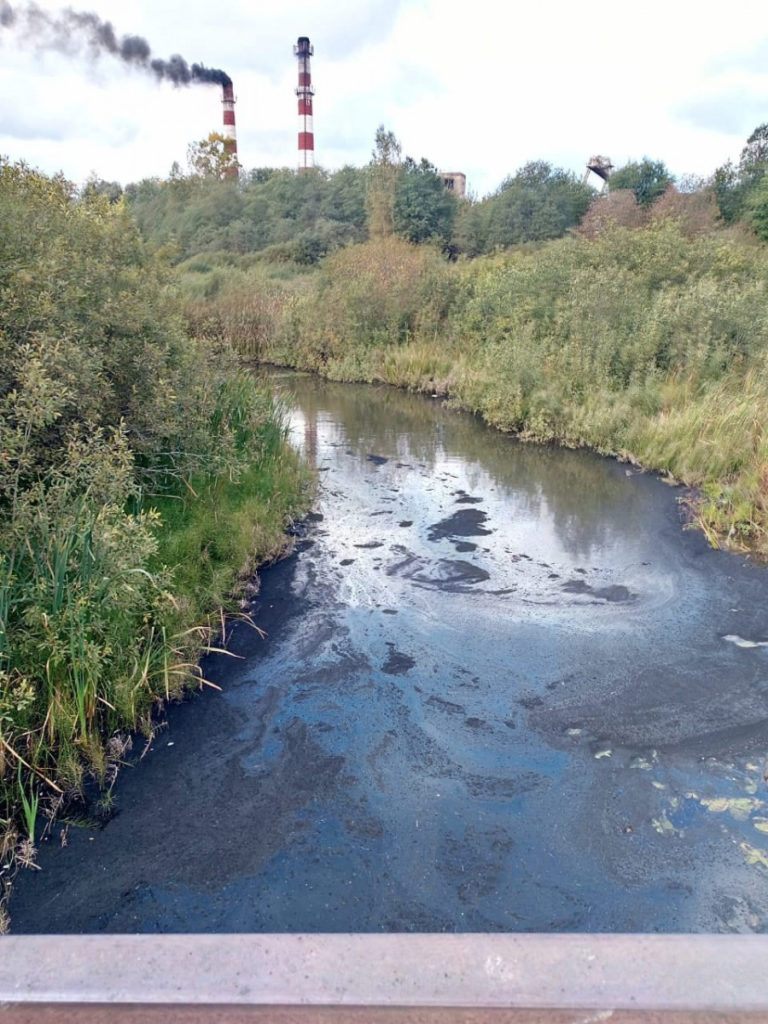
[286,383,668,598]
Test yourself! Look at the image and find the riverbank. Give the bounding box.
[183,225,768,557]
[0,162,310,926]
[1,409,310,930]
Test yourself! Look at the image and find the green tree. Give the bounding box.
[740,124,768,178]
[744,175,768,240]
[609,158,674,206]
[713,124,768,225]
[80,174,123,204]
[247,167,279,185]
[712,161,742,224]
[124,162,368,264]
[366,126,402,239]
[394,157,457,246]
[483,162,594,249]
[321,165,367,237]
[451,197,490,256]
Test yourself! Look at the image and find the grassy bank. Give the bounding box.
[147,410,309,633]
[184,225,768,556]
[0,161,309,910]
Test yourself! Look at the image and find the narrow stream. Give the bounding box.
[10,372,768,932]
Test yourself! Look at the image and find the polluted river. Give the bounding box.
[10,371,768,933]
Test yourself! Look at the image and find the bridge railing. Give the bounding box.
[1,934,767,1022]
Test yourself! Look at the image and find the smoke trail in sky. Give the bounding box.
[0,2,231,85]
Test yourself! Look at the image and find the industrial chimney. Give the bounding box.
[222,81,237,176]
[294,36,314,171]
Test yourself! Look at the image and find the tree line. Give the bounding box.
[83,127,596,263]
[82,121,768,270]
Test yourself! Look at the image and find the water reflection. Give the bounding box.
[277,372,657,564]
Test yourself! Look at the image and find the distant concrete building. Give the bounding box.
[441,172,467,198]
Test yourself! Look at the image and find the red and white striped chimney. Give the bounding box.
[222,81,237,171]
[294,36,314,171]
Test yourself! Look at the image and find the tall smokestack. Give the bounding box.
[222,81,237,175]
[294,36,314,172]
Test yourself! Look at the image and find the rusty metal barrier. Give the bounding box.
[2,934,768,1022]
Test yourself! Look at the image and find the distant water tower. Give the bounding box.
[294,36,315,171]
[583,155,613,189]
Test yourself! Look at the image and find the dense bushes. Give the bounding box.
[125,167,368,263]
[453,162,594,256]
[0,160,307,880]
[123,149,593,266]
[184,216,768,555]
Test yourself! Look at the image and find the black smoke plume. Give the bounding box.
[0,2,231,86]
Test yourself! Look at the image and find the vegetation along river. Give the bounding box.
[11,371,768,933]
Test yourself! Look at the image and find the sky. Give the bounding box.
[1,0,768,197]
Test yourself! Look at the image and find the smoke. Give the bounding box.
[0,2,231,86]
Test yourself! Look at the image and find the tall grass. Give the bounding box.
[0,389,309,895]
[188,225,768,556]
[147,402,309,631]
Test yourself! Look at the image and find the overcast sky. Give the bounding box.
[1,0,767,197]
